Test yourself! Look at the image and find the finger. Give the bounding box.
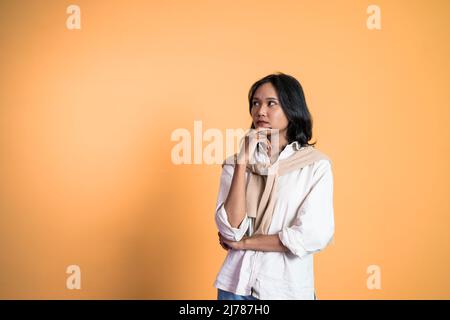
[248,128,269,140]
[255,127,271,133]
[257,130,272,140]
[256,130,269,138]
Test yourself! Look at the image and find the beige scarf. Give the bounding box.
[223,144,330,235]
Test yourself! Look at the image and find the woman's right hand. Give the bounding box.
[236,128,271,165]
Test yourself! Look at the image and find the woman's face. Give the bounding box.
[251,82,289,134]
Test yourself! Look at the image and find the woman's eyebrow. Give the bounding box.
[252,97,278,101]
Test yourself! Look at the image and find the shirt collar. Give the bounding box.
[278,141,302,160]
[291,141,302,151]
[254,140,305,163]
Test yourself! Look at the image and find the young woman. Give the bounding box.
[213,72,334,300]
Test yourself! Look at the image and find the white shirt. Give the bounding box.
[213,141,334,300]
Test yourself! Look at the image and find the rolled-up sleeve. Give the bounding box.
[214,163,250,241]
[278,160,335,259]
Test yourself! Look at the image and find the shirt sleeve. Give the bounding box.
[278,159,335,259]
[214,163,250,241]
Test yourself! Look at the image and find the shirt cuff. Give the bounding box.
[278,227,309,259]
[215,203,249,241]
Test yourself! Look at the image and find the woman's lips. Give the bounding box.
[256,121,271,127]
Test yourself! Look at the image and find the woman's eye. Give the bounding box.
[268,101,276,106]
[252,101,259,107]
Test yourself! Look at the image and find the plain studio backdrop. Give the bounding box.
[0,0,449,299]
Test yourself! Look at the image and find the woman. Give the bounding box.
[213,72,334,300]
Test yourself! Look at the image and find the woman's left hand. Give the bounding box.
[218,232,246,251]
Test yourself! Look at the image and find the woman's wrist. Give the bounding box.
[235,152,247,165]
[234,154,247,172]
[235,163,247,173]
[241,236,249,250]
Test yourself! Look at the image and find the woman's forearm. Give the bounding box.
[224,164,247,228]
[243,234,289,252]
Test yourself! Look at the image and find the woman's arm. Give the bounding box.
[223,130,269,228]
[223,164,248,228]
[219,232,289,252]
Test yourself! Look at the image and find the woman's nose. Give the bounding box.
[257,104,268,115]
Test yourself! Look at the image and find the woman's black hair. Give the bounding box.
[248,72,317,148]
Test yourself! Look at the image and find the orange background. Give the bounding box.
[0,0,449,299]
